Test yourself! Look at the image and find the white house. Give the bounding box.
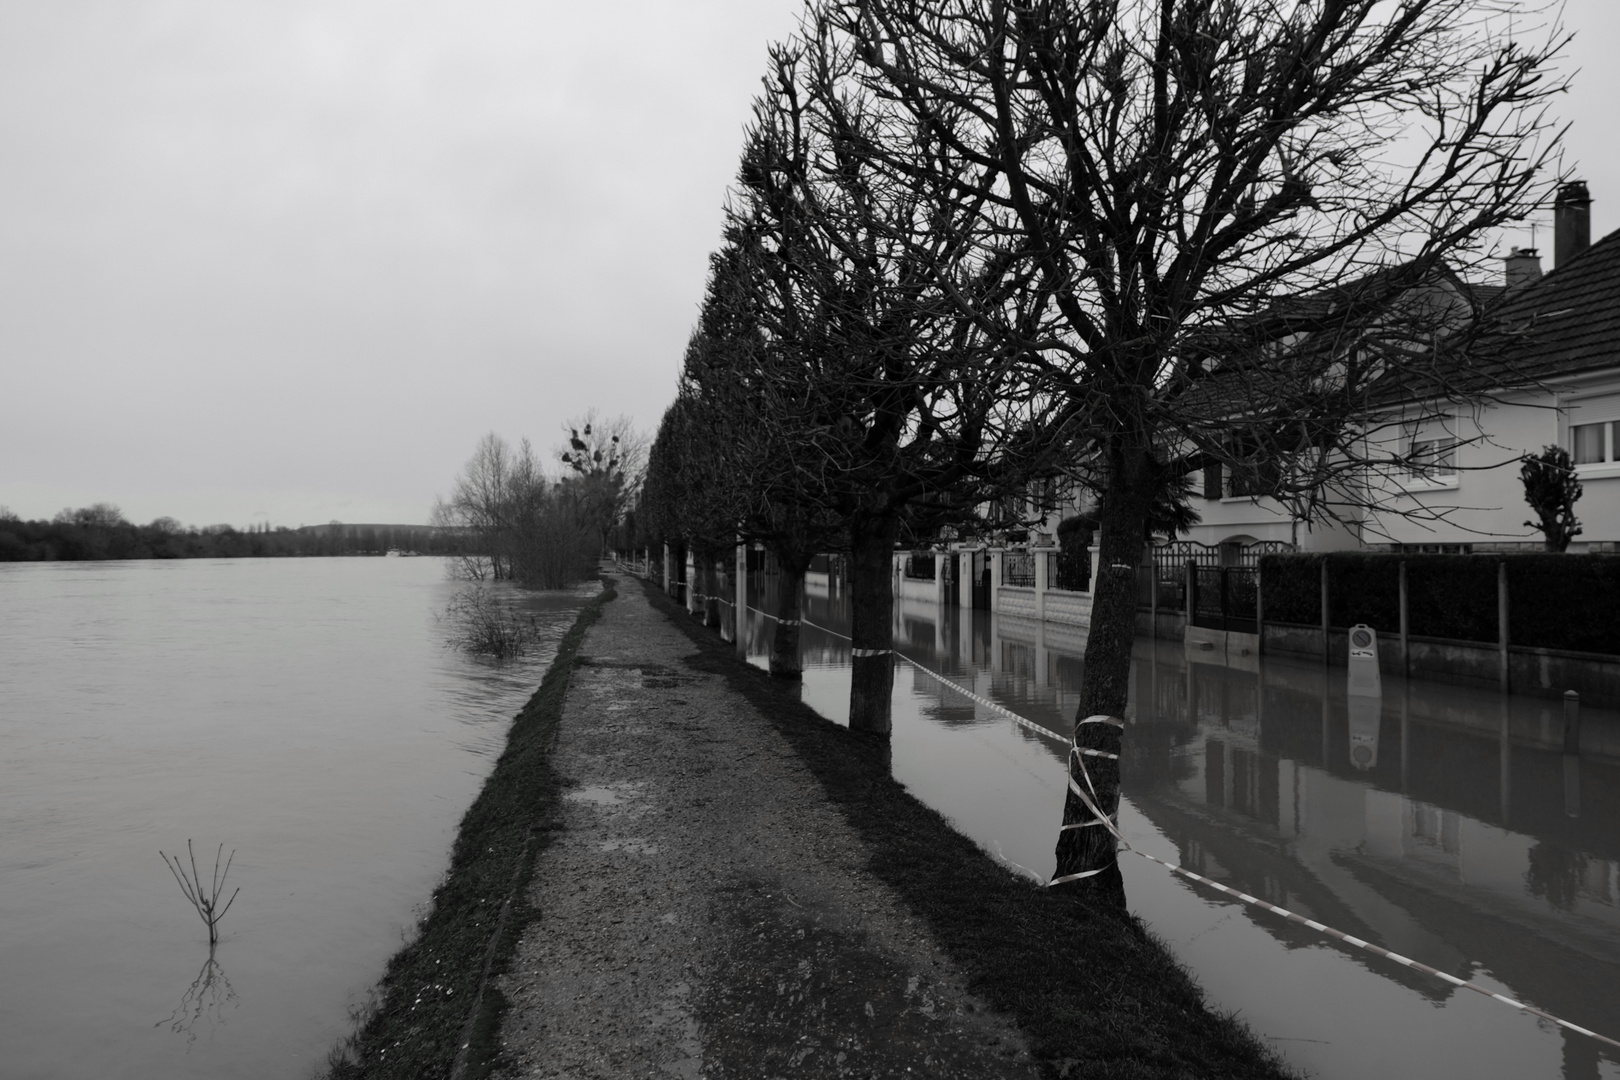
[1185,181,1619,555]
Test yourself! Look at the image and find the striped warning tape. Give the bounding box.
[1057,762,1620,1051]
[743,602,1620,1052]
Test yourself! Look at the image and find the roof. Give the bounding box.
[1479,225,1620,381]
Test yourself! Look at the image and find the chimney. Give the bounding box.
[1502,247,1542,289]
[1554,180,1591,269]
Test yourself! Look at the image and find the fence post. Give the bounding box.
[1498,560,1510,694]
[990,548,1003,613]
[1255,559,1265,654]
[736,540,748,657]
[1564,690,1582,755]
[1149,555,1159,641]
[1185,559,1198,628]
[1219,567,1231,632]
[1034,545,1049,621]
[1320,558,1331,665]
[1398,559,1409,679]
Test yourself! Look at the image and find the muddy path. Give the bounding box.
[494,574,1040,1079]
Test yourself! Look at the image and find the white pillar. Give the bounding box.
[989,548,1003,613]
[1034,546,1049,621]
[736,541,748,657]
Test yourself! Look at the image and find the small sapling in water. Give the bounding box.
[160,840,240,946]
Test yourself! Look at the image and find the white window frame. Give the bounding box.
[1403,428,1460,489]
[1571,417,1618,471]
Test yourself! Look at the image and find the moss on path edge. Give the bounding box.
[326,578,616,1080]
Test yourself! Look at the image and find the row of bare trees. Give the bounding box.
[435,415,646,590]
[642,0,1569,903]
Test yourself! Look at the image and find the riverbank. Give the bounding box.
[327,569,1295,1078]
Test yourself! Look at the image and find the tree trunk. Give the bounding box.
[847,513,899,735]
[701,553,723,629]
[1051,454,1153,909]
[770,552,810,678]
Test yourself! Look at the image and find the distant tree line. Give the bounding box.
[0,503,470,562]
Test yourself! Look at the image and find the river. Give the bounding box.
[0,558,588,1080]
[733,581,1620,1080]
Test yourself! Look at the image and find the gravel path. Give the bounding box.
[493,573,1042,1079]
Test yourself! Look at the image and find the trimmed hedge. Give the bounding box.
[1509,556,1620,655]
[1257,553,1322,626]
[1259,553,1620,655]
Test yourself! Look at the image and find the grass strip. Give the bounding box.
[325,578,616,1080]
[640,577,1298,1080]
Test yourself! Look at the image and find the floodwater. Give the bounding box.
[735,580,1620,1080]
[0,558,588,1080]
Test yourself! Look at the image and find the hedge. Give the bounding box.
[1258,553,1620,656]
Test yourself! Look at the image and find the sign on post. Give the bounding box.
[1347,623,1382,770]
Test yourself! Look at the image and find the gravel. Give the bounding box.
[493,575,1042,1079]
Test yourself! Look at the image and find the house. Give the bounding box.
[1184,181,1620,556]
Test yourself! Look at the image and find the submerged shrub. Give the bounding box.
[443,585,540,659]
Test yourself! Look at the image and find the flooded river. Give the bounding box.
[734,581,1620,1080]
[0,558,587,1080]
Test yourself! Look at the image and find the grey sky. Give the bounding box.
[1,0,1614,528]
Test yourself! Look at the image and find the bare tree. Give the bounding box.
[555,410,648,556]
[642,381,746,630]
[695,33,1061,724]
[812,0,1568,902]
[435,433,592,588]
[433,433,519,580]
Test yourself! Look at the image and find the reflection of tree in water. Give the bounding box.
[1525,842,1589,911]
[156,947,238,1048]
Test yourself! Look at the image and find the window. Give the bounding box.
[1573,420,1615,465]
[1409,437,1457,480]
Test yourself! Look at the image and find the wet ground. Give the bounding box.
[732,580,1620,1080]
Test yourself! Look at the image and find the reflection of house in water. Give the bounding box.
[1126,640,1620,1074]
[745,574,1620,1076]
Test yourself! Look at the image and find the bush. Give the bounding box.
[443,586,543,659]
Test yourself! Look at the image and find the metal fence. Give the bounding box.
[1046,550,1090,592]
[1002,551,1036,587]
[1189,565,1259,633]
[903,553,937,581]
[1145,540,1292,612]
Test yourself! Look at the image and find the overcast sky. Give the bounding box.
[1,0,1616,528]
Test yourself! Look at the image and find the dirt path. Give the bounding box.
[493,572,1041,1079]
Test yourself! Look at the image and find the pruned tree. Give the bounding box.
[696,31,1063,721]
[1521,444,1582,551]
[642,375,746,630]
[820,0,1567,902]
